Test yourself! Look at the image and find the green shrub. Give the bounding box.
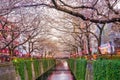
[25,60,32,80]
[68,59,75,73]
[49,59,55,66]
[42,59,48,71]
[93,60,120,80]
[93,60,107,80]
[33,60,40,78]
[98,55,120,60]
[68,58,87,80]
[13,58,55,80]
[76,59,87,80]
[13,60,25,80]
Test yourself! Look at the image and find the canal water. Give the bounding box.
[36,60,76,80]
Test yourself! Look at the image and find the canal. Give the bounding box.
[36,60,76,80]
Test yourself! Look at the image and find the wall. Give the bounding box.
[0,59,55,80]
[0,62,16,80]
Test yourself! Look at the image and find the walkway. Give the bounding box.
[47,60,75,80]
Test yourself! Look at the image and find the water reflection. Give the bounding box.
[48,60,75,80]
[36,60,76,80]
[48,71,73,80]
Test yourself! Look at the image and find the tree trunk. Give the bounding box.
[87,35,91,55]
[98,39,101,54]
[97,24,105,54]
[9,48,14,59]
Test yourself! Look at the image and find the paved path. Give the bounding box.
[47,60,75,80]
[85,61,93,80]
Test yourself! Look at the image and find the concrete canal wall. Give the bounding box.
[0,59,56,80]
[0,62,16,80]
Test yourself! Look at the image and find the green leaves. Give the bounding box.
[13,58,55,80]
[25,60,32,80]
[33,60,40,78]
[68,58,87,80]
[13,59,25,80]
[93,60,120,80]
[68,59,120,80]
[76,59,87,80]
